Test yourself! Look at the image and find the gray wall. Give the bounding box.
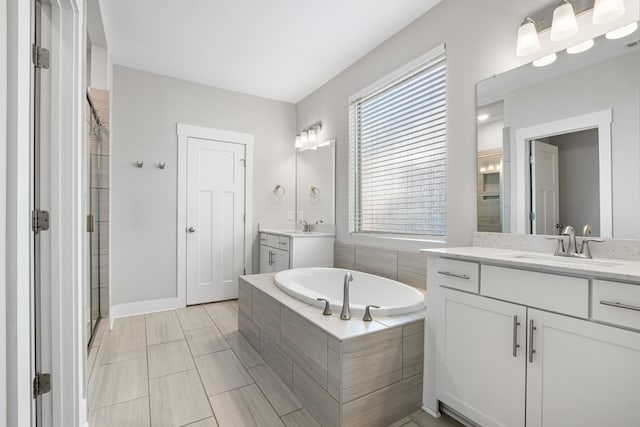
[295,0,556,251]
[111,66,296,305]
[503,51,640,238]
[549,129,600,236]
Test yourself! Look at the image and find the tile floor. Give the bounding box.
[87,300,461,427]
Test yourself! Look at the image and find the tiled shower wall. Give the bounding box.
[334,243,428,290]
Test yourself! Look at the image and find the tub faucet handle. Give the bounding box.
[316,298,332,316]
[363,305,380,322]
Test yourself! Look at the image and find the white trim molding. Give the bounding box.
[513,109,613,237]
[110,297,182,320]
[176,123,255,306]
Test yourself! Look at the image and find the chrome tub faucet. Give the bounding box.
[340,272,353,320]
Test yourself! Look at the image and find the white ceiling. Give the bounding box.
[99,0,441,103]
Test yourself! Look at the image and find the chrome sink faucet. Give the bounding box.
[546,224,603,259]
[299,220,312,232]
[340,272,353,320]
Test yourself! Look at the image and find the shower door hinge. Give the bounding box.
[32,44,50,69]
[32,209,50,233]
[33,373,51,397]
[530,212,536,221]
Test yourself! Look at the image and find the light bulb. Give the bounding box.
[533,53,557,67]
[516,18,541,57]
[606,22,638,39]
[300,131,308,144]
[308,128,317,142]
[593,0,626,25]
[295,135,303,149]
[551,2,578,41]
[567,39,594,54]
[477,114,490,121]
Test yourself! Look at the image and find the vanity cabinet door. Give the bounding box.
[526,309,640,427]
[259,244,273,273]
[271,247,290,273]
[436,289,526,427]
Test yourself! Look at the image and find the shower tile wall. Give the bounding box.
[90,88,110,317]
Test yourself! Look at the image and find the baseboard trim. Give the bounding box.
[110,297,184,319]
[421,404,440,418]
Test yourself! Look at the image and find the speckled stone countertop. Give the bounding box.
[422,246,640,284]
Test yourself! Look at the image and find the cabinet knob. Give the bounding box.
[187,226,196,233]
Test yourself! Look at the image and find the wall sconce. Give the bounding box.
[516,0,629,58]
[295,122,329,151]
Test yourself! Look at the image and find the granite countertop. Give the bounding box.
[240,273,425,341]
[421,246,640,284]
[259,229,335,238]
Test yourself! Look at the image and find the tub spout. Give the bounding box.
[340,272,354,320]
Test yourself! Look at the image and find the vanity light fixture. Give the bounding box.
[295,135,303,149]
[593,0,626,25]
[516,17,541,56]
[551,1,579,41]
[533,53,558,67]
[605,22,638,39]
[567,38,594,53]
[477,113,490,122]
[295,122,324,151]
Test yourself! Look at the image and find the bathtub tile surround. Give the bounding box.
[239,273,425,427]
[334,242,428,290]
[473,231,640,261]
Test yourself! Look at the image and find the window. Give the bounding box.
[349,47,447,237]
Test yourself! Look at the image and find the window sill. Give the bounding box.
[349,232,447,245]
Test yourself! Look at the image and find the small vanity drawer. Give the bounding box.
[592,280,640,331]
[276,236,290,251]
[259,233,268,244]
[436,259,479,293]
[266,234,280,248]
[481,265,589,318]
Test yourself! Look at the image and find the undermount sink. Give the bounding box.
[505,253,622,267]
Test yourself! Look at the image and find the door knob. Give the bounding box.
[187,227,196,233]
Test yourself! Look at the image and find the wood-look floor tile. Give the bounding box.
[177,306,214,331]
[213,315,239,338]
[203,300,237,320]
[90,357,148,410]
[195,349,254,396]
[90,397,150,427]
[87,346,99,380]
[185,326,230,357]
[248,364,302,416]
[148,340,195,379]
[149,370,213,427]
[408,409,464,427]
[97,317,146,365]
[209,384,284,427]
[281,408,321,427]
[227,335,265,368]
[184,417,219,426]
[146,310,184,345]
[91,317,109,348]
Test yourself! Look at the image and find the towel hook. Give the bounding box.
[157,162,166,170]
[273,184,286,197]
[310,186,320,198]
[135,160,144,168]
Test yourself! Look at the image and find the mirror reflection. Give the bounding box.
[296,141,336,226]
[476,26,640,238]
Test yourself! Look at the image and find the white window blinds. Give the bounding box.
[349,50,446,236]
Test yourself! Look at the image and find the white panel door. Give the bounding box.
[187,138,245,304]
[436,289,526,427]
[531,140,559,235]
[526,309,640,427]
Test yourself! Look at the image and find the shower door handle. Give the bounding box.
[187,226,196,233]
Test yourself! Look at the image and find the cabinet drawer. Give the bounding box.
[482,265,589,318]
[592,280,640,331]
[259,233,268,244]
[436,259,479,293]
[276,236,290,251]
[266,234,280,249]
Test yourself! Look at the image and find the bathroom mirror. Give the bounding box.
[296,141,336,225]
[476,26,640,238]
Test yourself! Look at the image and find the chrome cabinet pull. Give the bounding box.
[528,319,537,364]
[512,315,521,357]
[437,271,470,280]
[268,251,273,266]
[600,300,640,312]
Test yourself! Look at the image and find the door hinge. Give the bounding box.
[240,158,246,167]
[243,268,246,275]
[32,44,50,69]
[33,373,51,397]
[32,210,50,232]
[529,155,534,164]
[530,212,536,221]
[243,213,246,223]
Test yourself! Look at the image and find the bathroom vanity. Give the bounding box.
[423,246,640,427]
[259,230,334,273]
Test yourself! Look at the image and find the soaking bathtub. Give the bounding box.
[274,267,425,316]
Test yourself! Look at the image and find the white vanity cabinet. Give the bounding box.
[259,231,334,273]
[426,253,640,427]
